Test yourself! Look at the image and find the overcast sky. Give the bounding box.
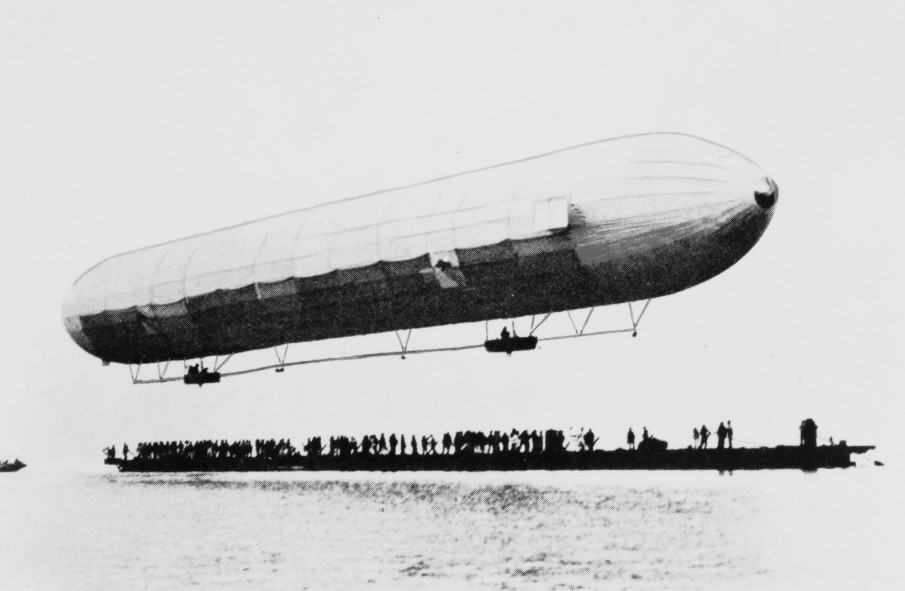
[1,1,903,468]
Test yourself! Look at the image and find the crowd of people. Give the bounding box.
[325,428,597,457]
[105,423,748,463]
[105,439,299,461]
[105,428,605,461]
[691,421,734,449]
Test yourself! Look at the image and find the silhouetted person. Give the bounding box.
[411,435,419,455]
[727,421,733,449]
[627,428,635,450]
[642,427,649,442]
[500,326,510,340]
[531,430,542,454]
[442,433,452,455]
[519,430,530,453]
[584,429,596,452]
[122,443,130,461]
[389,433,398,455]
[717,422,727,449]
[699,425,710,449]
[378,434,387,454]
[693,428,699,448]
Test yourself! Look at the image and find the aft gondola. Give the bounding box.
[484,334,538,354]
[183,367,221,386]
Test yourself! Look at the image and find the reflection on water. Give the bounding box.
[0,469,899,590]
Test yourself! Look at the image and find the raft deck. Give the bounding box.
[107,445,874,473]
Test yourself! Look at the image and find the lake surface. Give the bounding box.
[0,466,900,589]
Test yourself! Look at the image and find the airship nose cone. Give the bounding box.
[754,177,778,210]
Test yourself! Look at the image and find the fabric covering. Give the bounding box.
[63,133,761,320]
[62,133,775,363]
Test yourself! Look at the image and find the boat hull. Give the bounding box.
[0,460,25,473]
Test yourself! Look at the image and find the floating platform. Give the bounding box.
[106,444,874,473]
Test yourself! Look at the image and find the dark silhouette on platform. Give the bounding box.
[584,429,597,452]
[717,422,727,449]
[389,433,398,455]
[637,427,668,453]
[800,418,818,448]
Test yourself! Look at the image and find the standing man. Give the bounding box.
[389,433,398,456]
[122,442,130,461]
[519,430,530,453]
[693,427,699,448]
[584,429,596,452]
[717,422,727,449]
[699,425,710,449]
[727,421,734,449]
[627,428,636,450]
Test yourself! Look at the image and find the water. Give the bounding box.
[1,467,901,590]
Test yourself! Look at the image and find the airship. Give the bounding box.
[62,133,777,383]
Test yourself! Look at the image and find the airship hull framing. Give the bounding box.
[63,133,777,366]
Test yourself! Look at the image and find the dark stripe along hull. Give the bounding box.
[77,204,771,364]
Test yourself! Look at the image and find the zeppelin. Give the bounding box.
[63,133,778,365]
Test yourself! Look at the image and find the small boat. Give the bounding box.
[484,335,538,354]
[0,459,26,473]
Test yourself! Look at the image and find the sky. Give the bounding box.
[0,1,903,468]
